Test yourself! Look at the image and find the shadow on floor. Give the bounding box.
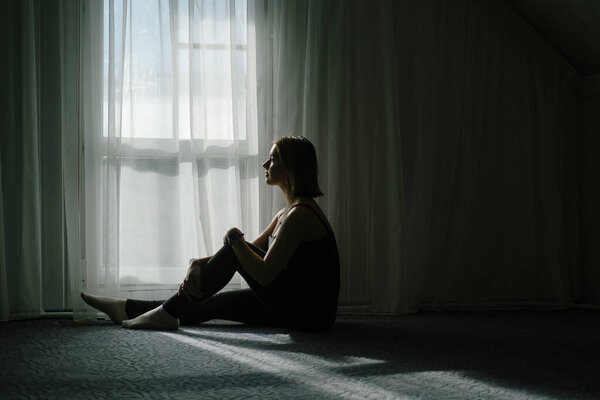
[179,309,600,399]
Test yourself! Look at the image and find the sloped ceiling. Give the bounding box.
[505,0,600,77]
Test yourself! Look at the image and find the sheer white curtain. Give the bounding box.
[80,0,260,315]
[259,0,580,314]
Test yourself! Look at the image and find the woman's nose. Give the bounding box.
[262,160,269,169]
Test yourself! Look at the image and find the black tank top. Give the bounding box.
[265,203,341,330]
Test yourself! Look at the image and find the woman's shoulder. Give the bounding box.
[287,201,315,214]
[287,202,332,239]
[273,207,287,222]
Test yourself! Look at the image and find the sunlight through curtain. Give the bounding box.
[80,0,260,314]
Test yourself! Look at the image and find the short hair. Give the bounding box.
[274,136,323,198]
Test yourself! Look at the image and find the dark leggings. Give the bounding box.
[125,242,285,327]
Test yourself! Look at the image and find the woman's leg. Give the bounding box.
[122,243,268,329]
[179,289,280,326]
[195,242,267,299]
[125,299,165,319]
[81,292,170,323]
[80,292,175,328]
[160,243,267,319]
[121,305,179,330]
[80,292,128,324]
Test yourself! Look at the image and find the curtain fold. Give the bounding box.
[0,160,6,320]
[0,0,45,320]
[0,0,82,321]
[60,0,84,319]
[262,0,580,314]
[19,0,44,318]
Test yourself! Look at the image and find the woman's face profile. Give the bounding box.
[262,145,287,186]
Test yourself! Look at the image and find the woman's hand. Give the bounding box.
[223,227,243,246]
[178,258,207,300]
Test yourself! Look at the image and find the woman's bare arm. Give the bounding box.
[251,208,285,251]
[181,209,283,297]
[230,207,308,286]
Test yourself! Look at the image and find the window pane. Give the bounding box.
[235,0,247,45]
[198,0,229,45]
[116,157,247,284]
[124,1,173,139]
[177,0,189,44]
[118,158,195,284]
[105,0,247,141]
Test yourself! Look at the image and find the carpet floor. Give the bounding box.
[1,310,599,399]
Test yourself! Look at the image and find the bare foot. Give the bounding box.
[80,292,128,324]
[121,306,179,330]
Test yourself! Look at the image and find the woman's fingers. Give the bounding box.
[223,227,242,245]
[181,280,195,298]
[182,264,203,298]
[180,257,208,299]
[179,282,192,301]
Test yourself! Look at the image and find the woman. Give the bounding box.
[81,136,340,331]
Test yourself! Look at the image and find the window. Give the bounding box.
[93,0,257,298]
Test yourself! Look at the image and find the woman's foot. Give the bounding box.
[80,292,129,324]
[121,306,179,330]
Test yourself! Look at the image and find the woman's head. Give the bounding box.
[262,136,323,198]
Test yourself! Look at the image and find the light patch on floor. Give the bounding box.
[182,328,384,369]
[162,329,399,399]
[185,330,294,345]
[161,328,564,400]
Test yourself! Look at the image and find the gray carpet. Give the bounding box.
[1,310,599,399]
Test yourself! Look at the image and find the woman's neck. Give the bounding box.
[285,195,299,206]
[286,195,312,207]
[279,183,311,206]
[279,185,296,205]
